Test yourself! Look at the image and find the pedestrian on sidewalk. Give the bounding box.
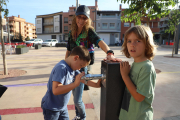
[41,46,101,120]
[65,5,121,120]
[119,25,157,120]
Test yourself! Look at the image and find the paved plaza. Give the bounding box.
[0,46,180,120]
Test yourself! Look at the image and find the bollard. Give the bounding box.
[100,61,125,120]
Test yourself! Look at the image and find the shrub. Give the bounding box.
[16,45,26,48]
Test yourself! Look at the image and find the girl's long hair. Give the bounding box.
[71,15,94,39]
[121,25,157,61]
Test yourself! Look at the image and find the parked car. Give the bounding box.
[42,39,58,47]
[25,39,43,46]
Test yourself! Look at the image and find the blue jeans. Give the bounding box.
[41,103,69,120]
[73,82,86,120]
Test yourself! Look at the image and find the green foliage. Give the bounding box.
[25,36,30,41]
[165,9,180,35]
[0,0,9,17]
[16,45,26,48]
[118,0,179,25]
[14,32,24,41]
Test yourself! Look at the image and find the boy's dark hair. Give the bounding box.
[70,45,91,63]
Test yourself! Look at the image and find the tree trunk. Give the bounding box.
[0,6,8,75]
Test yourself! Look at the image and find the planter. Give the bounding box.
[15,47,29,54]
[55,43,67,47]
[35,44,42,49]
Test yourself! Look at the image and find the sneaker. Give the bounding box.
[72,116,80,120]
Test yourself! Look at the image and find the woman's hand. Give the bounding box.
[120,61,130,77]
[104,54,122,62]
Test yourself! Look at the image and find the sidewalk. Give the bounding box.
[0,46,180,120]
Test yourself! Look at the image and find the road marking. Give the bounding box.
[5,83,47,87]
[0,103,94,115]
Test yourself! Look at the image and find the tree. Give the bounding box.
[25,36,30,41]
[164,6,180,57]
[0,0,9,75]
[118,0,178,25]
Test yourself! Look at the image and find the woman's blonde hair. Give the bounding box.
[71,15,94,39]
[121,25,157,61]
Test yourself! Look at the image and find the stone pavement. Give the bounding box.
[0,46,180,120]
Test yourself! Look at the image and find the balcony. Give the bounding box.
[69,10,75,16]
[9,23,13,25]
[160,17,169,21]
[10,28,14,30]
[43,22,53,26]
[159,24,168,28]
[43,30,54,33]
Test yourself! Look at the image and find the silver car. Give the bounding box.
[42,39,58,47]
[25,39,43,46]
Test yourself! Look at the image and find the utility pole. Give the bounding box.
[76,0,79,10]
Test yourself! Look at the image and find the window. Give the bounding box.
[64,26,68,32]
[117,23,119,27]
[124,23,130,27]
[110,23,115,28]
[55,26,59,31]
[55,17,59,22]
[64,17,68,23]
[37,20,41,24]
[102,14,115,17]
[102,23,108,28]
[37,28,41,32]
[98,23,100,28]
[131,23,134,27]
[52,35,56,39]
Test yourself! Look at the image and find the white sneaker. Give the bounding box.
[72,116,80,120]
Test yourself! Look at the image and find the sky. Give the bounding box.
[5,0,129,24]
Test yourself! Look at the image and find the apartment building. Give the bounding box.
[7,15,36,40]
[36,0,98,42]
[96,9,121,45]
[120,8,160,42]
[35,12,63,41]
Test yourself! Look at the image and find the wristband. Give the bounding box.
[107,50,114,55]
[107,53,114,56]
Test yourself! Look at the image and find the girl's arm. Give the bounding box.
[120,61,145,102]
[81,79,102,88]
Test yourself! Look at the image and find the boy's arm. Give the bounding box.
[52,72,84,95]
[120,61,145,102]
[81,79,102,88]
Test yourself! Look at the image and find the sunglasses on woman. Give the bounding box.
[77,15,88,21]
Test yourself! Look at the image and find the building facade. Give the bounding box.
[96,10,121,45]
[7,15,36,40]
[35,1,98,42]
[35,12,63,42]
[120,8,160,43]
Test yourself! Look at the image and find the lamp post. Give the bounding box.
[76,0,79,10]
